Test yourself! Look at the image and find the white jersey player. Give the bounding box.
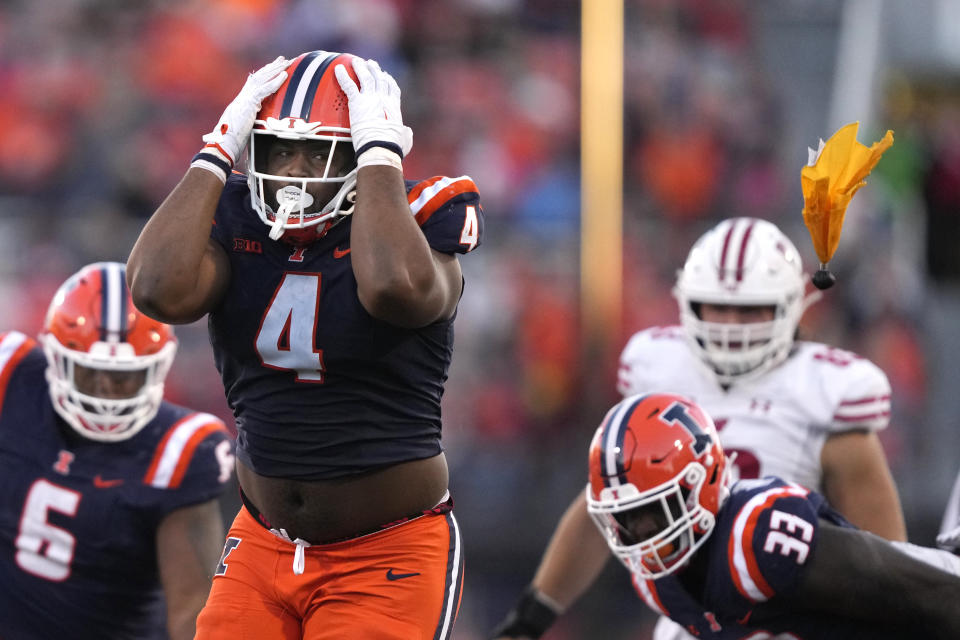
[491,217,906,640]
[617,327,891,492]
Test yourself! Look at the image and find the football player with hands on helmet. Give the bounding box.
[128,50,483,639]
[581,393,960,638]
[0,262,234,640]
[493,217,905,640]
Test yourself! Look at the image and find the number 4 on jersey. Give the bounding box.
[460,205,479,251]
[256,273,325,382]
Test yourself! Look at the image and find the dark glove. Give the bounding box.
[490,586,560,639]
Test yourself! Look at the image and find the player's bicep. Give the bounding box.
[159,237,231,320]
[820,430,906,541]
[793,520,957,631]
[192,238,232,313]
[793,522,880,613]
[130,237,230,324]
[157,499,226,638]
[157,499,226,586]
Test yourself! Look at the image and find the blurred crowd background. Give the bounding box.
[2,0,959,638]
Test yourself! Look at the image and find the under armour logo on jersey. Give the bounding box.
[52,450,75,475]
[215,537,242,576]
[233,238,263,254]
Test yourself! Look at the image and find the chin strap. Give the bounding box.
[268,210,289,240]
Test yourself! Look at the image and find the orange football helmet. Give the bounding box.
[40,262,177,441]
[586,393,731,579]
[247,50,360,245]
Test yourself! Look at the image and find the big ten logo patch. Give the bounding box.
[233,238,263,254]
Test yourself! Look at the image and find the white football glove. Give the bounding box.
[191,56,291,182]
[334,57,413,168]
[938,524,960,551]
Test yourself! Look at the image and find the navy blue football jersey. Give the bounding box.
[0,331,235,640]
[632,477,905,639]
[208,173,484,479]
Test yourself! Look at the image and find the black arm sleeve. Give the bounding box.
[489,586,559,639]
[792,519,960,638]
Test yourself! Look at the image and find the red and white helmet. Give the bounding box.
[40,262,177,442]
[587,393,731,579]
[248,50,360,245]
[673,217,815,385]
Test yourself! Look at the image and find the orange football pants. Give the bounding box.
[195,505,464,640]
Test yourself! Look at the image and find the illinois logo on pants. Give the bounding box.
[197,505,464,639]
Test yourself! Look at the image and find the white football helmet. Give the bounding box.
[673,217,816,385]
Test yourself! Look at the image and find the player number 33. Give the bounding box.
[763,510,814,563]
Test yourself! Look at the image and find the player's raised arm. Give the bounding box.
[820,430,907,541]
[127,57,291,324]
[792,520,960,637]
[334,57,462,328]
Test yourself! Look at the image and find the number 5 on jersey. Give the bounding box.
[256,273,325,382]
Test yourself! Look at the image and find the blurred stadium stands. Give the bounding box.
[1,1,958,637]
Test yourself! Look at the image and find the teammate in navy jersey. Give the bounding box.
[513,393,960,639]
[0,262,234,640]
[127,50,482,639]
[583,393,960,639]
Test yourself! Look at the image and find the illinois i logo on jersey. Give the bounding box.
[53,450,74,475]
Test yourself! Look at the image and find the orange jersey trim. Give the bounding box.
[144,413,227,488]
[408,176,478,226]
[633,574,669,616]
[727,484,808,602]
[0,332,37,414]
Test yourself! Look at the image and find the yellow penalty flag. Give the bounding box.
[800,122,893,288]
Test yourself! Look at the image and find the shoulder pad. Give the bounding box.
[617,326,685,396]
[0,331,39,411]
[726,481,817,603]
[800,344,891,432]
[144,413,231,489]
[406,176,483,254]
